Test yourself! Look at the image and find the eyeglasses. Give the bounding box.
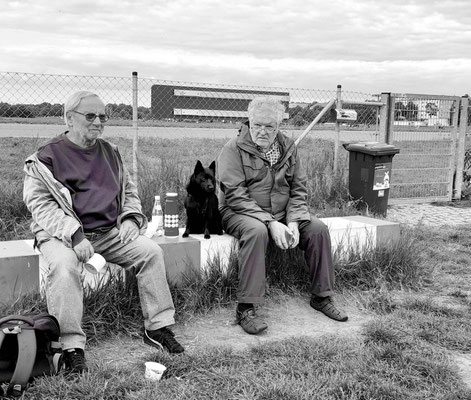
[251,124,276,134]
[71,111,109,123]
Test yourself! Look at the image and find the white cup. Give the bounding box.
[84,253,107,274]
[144,361,166,381]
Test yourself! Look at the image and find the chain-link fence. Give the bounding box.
[388,94,463,202]
[0,71,381,142]
[3,71,469,202]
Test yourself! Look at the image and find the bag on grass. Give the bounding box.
[0,313,61,397]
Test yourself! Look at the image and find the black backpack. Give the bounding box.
[0,313,61,397]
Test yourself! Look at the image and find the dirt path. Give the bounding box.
[175,293,372,352]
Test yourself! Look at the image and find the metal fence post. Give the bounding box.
[453,96,469,199]
[132,71,138,184]
[379,92,391,143]
[334,84,342,174]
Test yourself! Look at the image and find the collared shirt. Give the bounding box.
[258,139,281,166]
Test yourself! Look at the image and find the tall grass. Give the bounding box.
[0,181,31,240]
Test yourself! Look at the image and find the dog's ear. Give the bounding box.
[209,161,216,173]
[194,160,204,174]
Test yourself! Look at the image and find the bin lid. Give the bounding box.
[344,142,400,156]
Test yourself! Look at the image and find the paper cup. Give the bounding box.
[84,253,107,274]
[144,361,166,381]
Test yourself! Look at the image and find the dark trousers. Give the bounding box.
[222,214,335,304]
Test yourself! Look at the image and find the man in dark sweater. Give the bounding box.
[23,91,184,375]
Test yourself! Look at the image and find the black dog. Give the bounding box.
[182,160,223,239]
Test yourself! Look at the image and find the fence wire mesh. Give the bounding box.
[0,71,380,143]
[389,94,461,201]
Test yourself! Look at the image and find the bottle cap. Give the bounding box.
[154,195,160,199]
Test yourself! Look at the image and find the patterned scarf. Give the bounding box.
[258,139,281,166]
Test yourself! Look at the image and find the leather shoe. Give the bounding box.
[236,307,268,334]
[310,296,348,322]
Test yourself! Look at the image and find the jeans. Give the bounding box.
[222,214,335,304]
[39,227,175,350]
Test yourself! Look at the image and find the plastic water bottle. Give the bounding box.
[151,195,164,237]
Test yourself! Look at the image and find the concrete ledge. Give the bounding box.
[0,216,400,298]
[0,240,40,305]
[152,232,200,285]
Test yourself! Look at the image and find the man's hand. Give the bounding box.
[118,219,140,244]
[268,221,294,250]
[287,221,300,249]
[73,238,94,262]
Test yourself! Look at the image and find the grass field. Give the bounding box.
[1,225,470,399]
[1,134,470,399]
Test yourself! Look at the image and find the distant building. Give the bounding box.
[151,85,290,121]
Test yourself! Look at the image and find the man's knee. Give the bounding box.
[305,217,329,236]
[243,222,269,242]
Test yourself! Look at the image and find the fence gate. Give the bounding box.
[383,93,461,203]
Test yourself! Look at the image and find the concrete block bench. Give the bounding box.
[0,216,400,304]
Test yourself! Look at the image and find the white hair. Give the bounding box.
[63,91,100,126]
[247,97,285,125]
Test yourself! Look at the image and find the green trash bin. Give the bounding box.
[344,142,400,217]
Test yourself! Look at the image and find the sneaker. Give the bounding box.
[310,296,348,322]
[61,348,88,374]
[144,327,184,354]
[236,307,268,335]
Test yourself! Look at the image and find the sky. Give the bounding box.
[1,0,471,97]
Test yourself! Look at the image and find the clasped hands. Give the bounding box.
[267,220,299,250]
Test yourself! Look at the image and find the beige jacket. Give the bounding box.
[23,138,147,248]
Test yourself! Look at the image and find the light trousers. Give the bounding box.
[39,227,175,350]
[222,214,335,304]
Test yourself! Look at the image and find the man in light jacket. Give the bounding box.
[217,97,348,335]
[23,91,184,374]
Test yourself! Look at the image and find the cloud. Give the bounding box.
[0,0,470,97]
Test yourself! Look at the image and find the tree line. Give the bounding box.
[0,102,151,120]
[0,100,378,126]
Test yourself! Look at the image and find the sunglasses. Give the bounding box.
[72,110,109,123]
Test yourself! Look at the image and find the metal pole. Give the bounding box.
[379,92,391,143]
[453,96,469,199]
[294,98,336,146]
[132,71,138,184]
[334,84,342,174]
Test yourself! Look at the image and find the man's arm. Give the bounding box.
[23,165,82,248]
[116,155,147,231]
[286,149,311,223]
[217,144,274,223]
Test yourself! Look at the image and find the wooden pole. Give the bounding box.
[294,98,335,146]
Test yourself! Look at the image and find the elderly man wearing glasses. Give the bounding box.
[216,97,348,335]
[23,91,184,374]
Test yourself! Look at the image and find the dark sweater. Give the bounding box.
[37,134,120,239]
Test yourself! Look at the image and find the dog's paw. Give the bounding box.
[182,231,189,238]
[204,233,211,239]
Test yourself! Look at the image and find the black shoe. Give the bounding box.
[144,327,185,354]
[61,348,88,374]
